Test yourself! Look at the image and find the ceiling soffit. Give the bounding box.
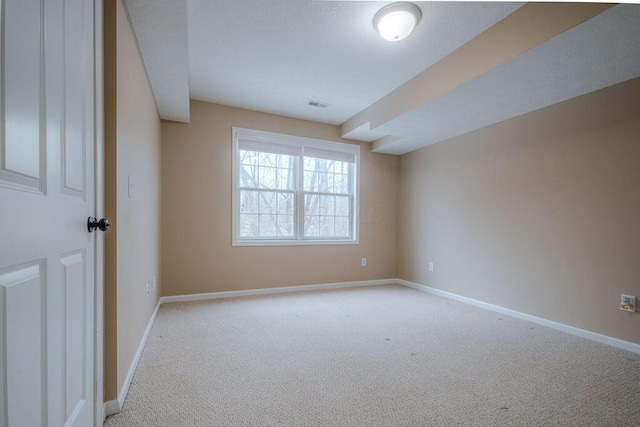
[125,0,190,123]
[340,3,634,155]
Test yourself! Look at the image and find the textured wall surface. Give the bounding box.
[398,78,640,344]
[104,0,162,400]
[161,101,399,296]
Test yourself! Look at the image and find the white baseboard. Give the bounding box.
[105,279,394,417]
[105,299,162,417]
[159,278,396,304]
[397,279,640,355]
[103,399,120,418]
[105,277,639,421]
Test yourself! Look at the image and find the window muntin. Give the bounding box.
[238,149,296,239]
[233,128,359,246]
[302,157,352,239]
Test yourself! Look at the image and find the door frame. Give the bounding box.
[93,0,105,425]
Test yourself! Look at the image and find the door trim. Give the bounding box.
[93,0,105,425]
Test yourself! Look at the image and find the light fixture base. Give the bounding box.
[374,2,422,42]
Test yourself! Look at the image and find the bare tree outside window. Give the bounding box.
[239,150,296,238]
[303,157,350,238]
[233,128,358,245]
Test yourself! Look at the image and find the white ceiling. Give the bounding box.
[187,1,522,125]
[372,4,640,154]
[125,0,190,123]
[126,1,640,155]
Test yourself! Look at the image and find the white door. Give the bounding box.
[0,0,97,426]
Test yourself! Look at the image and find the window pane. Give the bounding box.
[325,173,334,193]
[334,173,348,194]
[258,167,276,190]
[303,157,316,172]
[304,170,332,193]
[335,196,349,216]
[258,191,277,215]
[276,167,295,190]
[318,172,331,193]
[303,157,325,192]
[303,193,351,238]
[277,215,294,237]
[303,170,316,192]
[304,215,319,237]
[239,191,295,239]
[277,192,294,215]
[239,214,259,238]
[304,157,350,194]
[304,194,319,216]
[240,190,259,214]
[240,150,295,190]
[319,216,334,237]
[239,150,258,166]
[277,155,292,169]
[259,152,276,168]
[335,216,350,237]
[239,161,259,188]
[259,214,276,237]
[319,195,335,216]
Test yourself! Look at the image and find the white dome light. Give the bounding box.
[374,3,422,42]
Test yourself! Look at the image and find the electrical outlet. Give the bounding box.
[361,258,367,267]
[621,294,636,312]
[428,262,434,272]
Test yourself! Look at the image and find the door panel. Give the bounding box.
[0,0,97,426]
[62,251,86,424]
[62,0,86,198]
[0,262,46,427]
[0,0,45,192]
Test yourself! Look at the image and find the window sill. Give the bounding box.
[232,239,359,247]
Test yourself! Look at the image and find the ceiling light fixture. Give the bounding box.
[374,2,422,42]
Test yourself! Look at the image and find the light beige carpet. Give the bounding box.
[105,284,640,426]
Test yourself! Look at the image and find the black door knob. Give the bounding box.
[88,217,110,232]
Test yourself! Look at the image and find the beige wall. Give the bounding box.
[161,101,399,296]
[398,78,640,345]
[104,0,162,400]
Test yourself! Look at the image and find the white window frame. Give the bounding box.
[232,127,360,246]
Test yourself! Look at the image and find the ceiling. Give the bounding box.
[124,1,640,155]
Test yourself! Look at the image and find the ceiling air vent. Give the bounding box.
[307,100,330,108]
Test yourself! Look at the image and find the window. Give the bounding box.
[232,127,359,246]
